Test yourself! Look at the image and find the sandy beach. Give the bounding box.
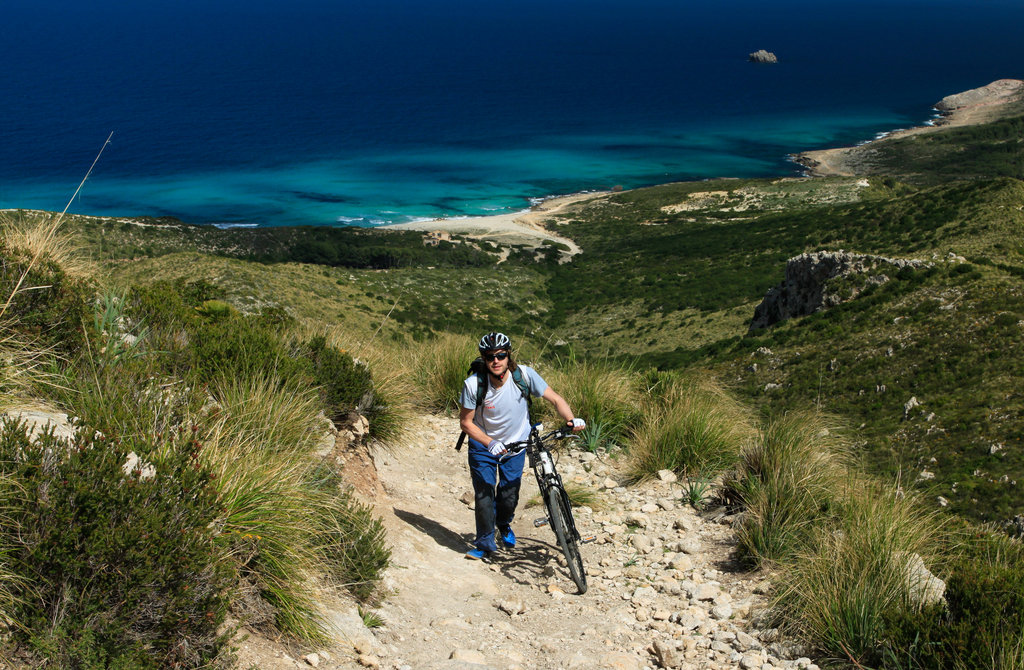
[381,191,606,256]
[793,79,1024,177]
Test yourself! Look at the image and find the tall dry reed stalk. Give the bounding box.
[1,212,92,408]
[0,132,109,323]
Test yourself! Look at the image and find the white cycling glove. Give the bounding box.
[570,418,586,430]
[487,439,507,456]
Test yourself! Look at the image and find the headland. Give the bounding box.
[793,79,1024,177]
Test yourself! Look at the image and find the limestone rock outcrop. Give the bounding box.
[748,50,778,64]
[750,251,927,330]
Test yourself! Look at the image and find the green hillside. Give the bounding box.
[5,103,1024,668]
[16,112,1024,528]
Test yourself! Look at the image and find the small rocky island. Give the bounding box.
[748,49,778,64]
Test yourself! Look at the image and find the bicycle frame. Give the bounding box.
[506,424,584,542]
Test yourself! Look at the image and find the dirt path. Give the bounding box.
[238,414,819,670]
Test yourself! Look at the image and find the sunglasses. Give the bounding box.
[483,351,509,362]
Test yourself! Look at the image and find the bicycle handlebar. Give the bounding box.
[504,424,576,452]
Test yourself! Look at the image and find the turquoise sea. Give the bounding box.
[1,0,1022,227]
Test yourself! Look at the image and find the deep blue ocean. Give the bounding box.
[1,0,1021,227]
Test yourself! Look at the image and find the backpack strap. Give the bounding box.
[455,369,488,451]
[510,367,533,424]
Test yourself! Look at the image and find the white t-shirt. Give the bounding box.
[460,365,548,443]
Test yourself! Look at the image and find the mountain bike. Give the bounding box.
[504,423,591,594]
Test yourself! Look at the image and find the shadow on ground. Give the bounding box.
[393,507,471,553]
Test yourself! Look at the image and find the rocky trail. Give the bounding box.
[241,414,821,670]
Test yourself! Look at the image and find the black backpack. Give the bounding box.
[455,358,532,451]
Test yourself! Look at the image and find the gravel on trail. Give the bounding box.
[236,414,819,670]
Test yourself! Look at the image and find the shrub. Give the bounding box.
[312,326,413,445]
[301,335,373,420]
[195,299,235,319]
[128,279,225,330]
[189,317,306,386]
[627,376,754,482]
[0,418,232,668]
[0,329,52,410]
[881,530,1024,669]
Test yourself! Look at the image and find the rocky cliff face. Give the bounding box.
[749,251,927,330]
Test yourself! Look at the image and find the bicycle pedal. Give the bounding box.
[581,535,597,544]
[534,517,549,527]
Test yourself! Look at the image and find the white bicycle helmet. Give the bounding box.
[478,331,511,352]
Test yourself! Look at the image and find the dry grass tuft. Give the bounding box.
[411,332,476,415]
[1,211,95,284]
[627,374,755,482]
[774,480,947,663]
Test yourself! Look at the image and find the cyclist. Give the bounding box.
[459,332,585,560]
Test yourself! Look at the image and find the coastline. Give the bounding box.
[383,79,1024,247]
[792,79,1024,177]
[380,191,606,255]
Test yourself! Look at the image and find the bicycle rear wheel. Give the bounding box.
[546,486,587,594]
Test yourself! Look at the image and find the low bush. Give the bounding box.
[880,530,1024,669]
[0,418,232,668]
[202,393,391,639]
[301,335,373,420]
[128,278,225,330]
[190,318,306,384]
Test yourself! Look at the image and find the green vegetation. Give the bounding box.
[0,218,393,665]
[864,111,1024,183]
[726,412,852,566]
[881,529,1024,669]
[626,375,755,482]
[3,90,1024,669]
[0,418,232,668]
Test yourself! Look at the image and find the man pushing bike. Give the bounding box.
[459,332,585,560]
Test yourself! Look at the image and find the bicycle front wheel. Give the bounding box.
[546,486,587,594]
